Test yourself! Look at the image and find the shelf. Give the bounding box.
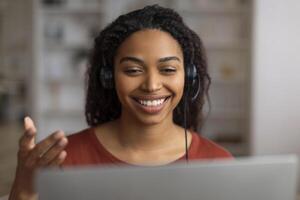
[207,114,246,120]
[44,42,91,51]
[42,109,84,118]
[179,7,250,16]
[210,78,247,86]
[206,46,250,51]
[42,6,104,15]
[205,42,250,51]
[0,1,7,12]
[0,79,26,95]
[208,109,245,119]
[217,142,248,156]
[43,78,84,85]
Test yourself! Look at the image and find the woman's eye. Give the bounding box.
[161,67,177,74]
[124,68,143,75]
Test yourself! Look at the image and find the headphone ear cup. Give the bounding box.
[185,64,200,101]
[100,67,114,89]
[185,64,197,90]
[189,64,197,87]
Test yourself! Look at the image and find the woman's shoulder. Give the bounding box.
[65,127,95,149]
[64,127,96,157]
[66,121,113,142]
[63,127,104,166]
[189,131,233,159]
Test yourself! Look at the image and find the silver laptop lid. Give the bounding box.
[36,155,298,200]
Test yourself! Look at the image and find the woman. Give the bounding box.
[9,5,232,200]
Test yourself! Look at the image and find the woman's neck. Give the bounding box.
[115,112,182,152]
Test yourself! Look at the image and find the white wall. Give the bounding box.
[251,0,300,155]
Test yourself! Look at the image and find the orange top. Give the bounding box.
[63,127,233,167]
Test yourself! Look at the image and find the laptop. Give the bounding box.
[36,155,299,200]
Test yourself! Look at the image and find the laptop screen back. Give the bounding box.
[36,155,298,200]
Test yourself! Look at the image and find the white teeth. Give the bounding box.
[138,98,166,106]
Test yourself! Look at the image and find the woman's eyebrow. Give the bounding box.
[158,56,181,63]
[119,56,181,65]
[119,56,144,65]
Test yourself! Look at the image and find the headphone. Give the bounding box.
[100,66,114,89]
[184,63,200,102]
[100,62,200,163]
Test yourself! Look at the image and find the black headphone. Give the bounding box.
[100,66,114,89]
[100,63,200,101]
[184,64,200,102]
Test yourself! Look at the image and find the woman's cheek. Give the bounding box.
[114,74,139,102]
[168,75,185,95]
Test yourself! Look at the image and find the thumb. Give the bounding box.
[24,116,37,133]
[24,116,36,148]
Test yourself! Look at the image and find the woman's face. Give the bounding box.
[114,29,185,125]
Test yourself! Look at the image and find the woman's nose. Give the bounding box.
[140,71,162,92]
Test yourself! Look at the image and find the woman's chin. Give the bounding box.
[135,111,173,126]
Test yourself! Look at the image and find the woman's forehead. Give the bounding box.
[115,29,183,61]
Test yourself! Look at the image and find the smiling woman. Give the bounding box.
[62,5,232,166]
[9,4,232,200]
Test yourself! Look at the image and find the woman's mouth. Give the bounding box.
[131,96,171,114]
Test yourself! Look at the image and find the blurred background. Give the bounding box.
[0,0,300,197]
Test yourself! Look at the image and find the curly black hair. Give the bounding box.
[85,4,211,131]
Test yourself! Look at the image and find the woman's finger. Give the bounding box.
[24,116,37,133]
[19,117,37,153]
[37,137,68,166]
[47,151,67,167]
[26,130,65,166]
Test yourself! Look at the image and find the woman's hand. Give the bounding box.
[9,117,68,200]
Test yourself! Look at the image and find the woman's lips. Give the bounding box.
[131,96,171,114]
